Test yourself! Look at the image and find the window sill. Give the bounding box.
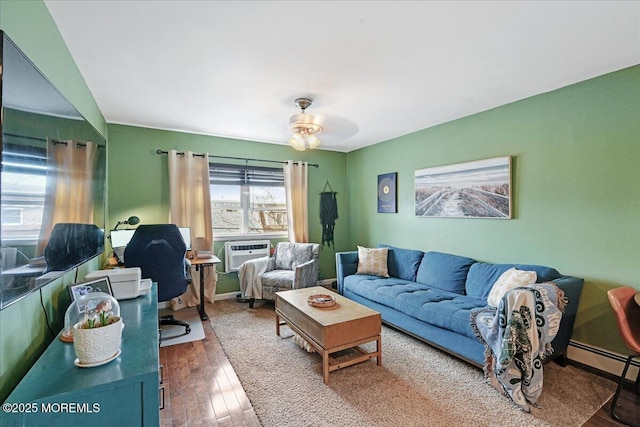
[213,232,287,242]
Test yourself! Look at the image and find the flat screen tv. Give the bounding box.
[0,32,107,310]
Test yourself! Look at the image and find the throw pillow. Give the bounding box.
[356,246,389,277]
[486,267,537,307]
[415,251,476,294]
[378,245,424,281]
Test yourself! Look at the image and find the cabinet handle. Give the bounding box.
[159,386,165,410]
[159,364,164,385]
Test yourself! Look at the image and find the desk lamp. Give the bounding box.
[113,216,140,230]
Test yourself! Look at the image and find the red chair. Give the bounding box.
[607,287,640,426]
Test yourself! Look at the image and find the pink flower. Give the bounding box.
[96,300,112,314]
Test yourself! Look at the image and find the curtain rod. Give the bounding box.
[155,149,319,168]
[3,132,105,148]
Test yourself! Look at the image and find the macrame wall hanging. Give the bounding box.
[319,181,338,248]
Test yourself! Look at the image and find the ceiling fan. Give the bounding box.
[288,97,322,151]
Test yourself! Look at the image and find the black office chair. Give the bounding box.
[124,224,191,336]
[44,223,104,273]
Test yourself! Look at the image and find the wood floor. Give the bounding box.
[159,320,260,427]
[160,317,638,427]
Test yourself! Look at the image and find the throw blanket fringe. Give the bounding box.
[471,282,565,412]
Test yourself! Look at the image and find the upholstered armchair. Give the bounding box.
[239,242,320,308]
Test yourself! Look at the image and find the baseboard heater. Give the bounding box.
[224,240,270,273]
[568,340,640,380]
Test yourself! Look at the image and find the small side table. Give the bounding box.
[190,255,221,320]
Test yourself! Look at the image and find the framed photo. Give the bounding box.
[377,172,397,213]
[414,156,512,219]
[68,277,113,302]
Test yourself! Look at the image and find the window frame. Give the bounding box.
[209,162,288,241]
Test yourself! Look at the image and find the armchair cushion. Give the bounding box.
[275,242,314,270]
[261,270,295,290]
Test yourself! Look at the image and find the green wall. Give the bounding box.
[346,65,640,354]
[0,0,108,402]
[107,124,348,294]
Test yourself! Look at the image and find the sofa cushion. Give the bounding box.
[486,268,537,307]
[398,289,488,341]
[344,274,424,308]
[356,246,390,277]
[466,262,562,300]
[344,276,486,341]
[378,245,424,281]
[416,251,476,294]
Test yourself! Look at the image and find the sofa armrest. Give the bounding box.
[292,259,318,289]
[336,251,358,294]
[550,275,584,357]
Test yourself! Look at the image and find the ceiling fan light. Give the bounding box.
[287,97,322,150]
[306,133,321,149]
[288,132,306,151]
[289,113,322,134]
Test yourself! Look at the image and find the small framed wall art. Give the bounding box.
[377,172,397,213]
[68,277,113,302]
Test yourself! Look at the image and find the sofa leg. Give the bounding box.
[249,298,255,309]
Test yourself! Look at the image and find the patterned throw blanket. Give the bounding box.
[472,283,566,412]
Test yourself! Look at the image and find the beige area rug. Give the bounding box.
[207,300,615,427]
[159,307,205,347]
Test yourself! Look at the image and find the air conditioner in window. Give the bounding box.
[224,240,270,273]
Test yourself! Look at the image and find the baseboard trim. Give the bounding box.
[568,340,639,381]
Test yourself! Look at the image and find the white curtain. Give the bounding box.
[283,161,309,243]
[37,139,98,255]
[168,150,215,309]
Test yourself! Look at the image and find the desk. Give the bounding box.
[190,255,221,320]
[5,285,160,426]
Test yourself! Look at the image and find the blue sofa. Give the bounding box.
[336,246,584,367]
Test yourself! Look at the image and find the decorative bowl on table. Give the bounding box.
[307,294,336,308]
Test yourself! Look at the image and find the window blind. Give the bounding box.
[209,163,284,187]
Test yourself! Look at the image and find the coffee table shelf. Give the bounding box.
[275,286,382,384]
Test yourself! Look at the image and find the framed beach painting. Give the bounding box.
[414,156,512,219]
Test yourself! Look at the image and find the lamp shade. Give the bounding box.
[306,134,321,149]
[113,215,140,230]
[288,132,307,151]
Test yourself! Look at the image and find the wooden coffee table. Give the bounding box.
[275,286,382,384]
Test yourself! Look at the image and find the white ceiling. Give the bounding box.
[44,1,640,153]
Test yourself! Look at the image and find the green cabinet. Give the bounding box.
[3,286,160,426]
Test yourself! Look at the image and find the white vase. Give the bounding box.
[72,316,123,365]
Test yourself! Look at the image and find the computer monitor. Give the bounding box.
[110,229,136,264]
[110,229,136,249]
[178,227,191,251]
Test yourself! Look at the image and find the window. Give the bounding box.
[210,163,287,236]
[1,143,47,243]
